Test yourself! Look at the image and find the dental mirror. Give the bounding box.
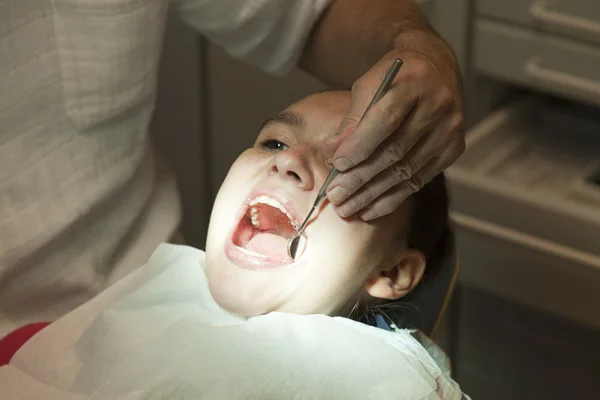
[287,58,404,260]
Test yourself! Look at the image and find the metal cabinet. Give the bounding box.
[477,0,600,45]
[451,3,600,396]
[448,98,600,330]
[473,0,600,108]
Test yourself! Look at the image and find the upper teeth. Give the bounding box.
[248,195,297,229]
[250,207,260,227]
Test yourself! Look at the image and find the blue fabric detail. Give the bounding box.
[374,313,393,331]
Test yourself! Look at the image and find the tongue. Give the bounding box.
[246,232,290,261]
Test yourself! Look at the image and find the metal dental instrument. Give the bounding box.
[287,58,404,260]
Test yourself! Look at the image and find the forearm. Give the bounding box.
[299,0,461,101]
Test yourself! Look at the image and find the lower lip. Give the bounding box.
[225,236,294,270]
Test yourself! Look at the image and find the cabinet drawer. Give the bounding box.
[447,98,600,330]
[476,0,600,45]
[456,288,600,399]
[452,213,600,331]
[473,18,600,108]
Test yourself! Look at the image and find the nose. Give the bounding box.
[268,144,315,190]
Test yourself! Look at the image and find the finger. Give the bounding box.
[332,80,417,172]
[328,108,443,206]
[322,128,351,160]
[335,55,405,135]
[359,140,462,221]
[328,104,459,207]
[331,66,391,148]
[333,138,438,217]
[358,157,443,221]
[333,124,451,218]
[333,60,453,172]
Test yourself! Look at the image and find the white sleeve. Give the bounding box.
[174,0,332,75]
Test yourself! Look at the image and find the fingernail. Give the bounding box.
[360,208,378,221]
[328,186,349,205]
[334,157,354,171]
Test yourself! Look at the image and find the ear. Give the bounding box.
[364,250,426,301]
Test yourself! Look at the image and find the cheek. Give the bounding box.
[206,152,269,248]
[214,152,270,202]
[311,209,401,282]
[228,150,269,178]
[309,213,386,276]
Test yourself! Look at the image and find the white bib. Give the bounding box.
[0,244,465,399]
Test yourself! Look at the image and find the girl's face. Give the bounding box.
[205,91,413,317]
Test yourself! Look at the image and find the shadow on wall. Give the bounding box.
[206,44,327,195]
[150,11,209,249]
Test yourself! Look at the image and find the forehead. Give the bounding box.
[261,91,351,142]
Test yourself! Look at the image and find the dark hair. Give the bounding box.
[354,172,453,327]
[404,173,453,278]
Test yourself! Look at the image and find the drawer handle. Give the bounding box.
[525,59,600,99]
[451,211,600,270]
[530,1,600,37]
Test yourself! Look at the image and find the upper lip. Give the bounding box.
[242,186,305,227]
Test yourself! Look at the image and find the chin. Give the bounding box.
[204,256,275,316]
[204,180,324,316]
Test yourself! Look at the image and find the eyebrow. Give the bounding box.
[259,111,306,132]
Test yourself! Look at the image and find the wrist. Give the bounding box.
[392,29,463,106]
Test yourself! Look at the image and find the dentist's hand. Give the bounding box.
[325,52,465,221]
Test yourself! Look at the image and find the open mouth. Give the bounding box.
[231,195,299,262]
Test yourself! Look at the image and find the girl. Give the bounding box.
[0,91,467,399]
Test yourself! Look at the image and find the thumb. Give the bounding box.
[324,84,376,163]
[322,126,352,159]
[339,83,377,135]
[330,87,378,171]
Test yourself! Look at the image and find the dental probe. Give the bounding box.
[287,58,404,260]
